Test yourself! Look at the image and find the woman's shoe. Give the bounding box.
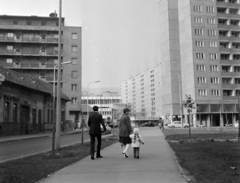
[123,153,128,158]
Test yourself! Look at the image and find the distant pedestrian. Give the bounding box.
[88,106,106,160]
[129,127,144,159]
[119,108,133,158]
[159,118,164,129]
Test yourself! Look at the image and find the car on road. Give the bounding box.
[142,122,155,127]
[168,121,189,128]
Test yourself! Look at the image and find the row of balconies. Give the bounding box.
[220,53,240,60]
[0,49,58,56]
[0,36,59,44]
[217,0,239,6]
[3,62,59,69]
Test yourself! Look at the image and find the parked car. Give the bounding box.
[142,122,155,127]
[168,121,189,128]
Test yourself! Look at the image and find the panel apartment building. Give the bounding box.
[0,13,82,123]
[160,0,240,126]
[120,64,162,121]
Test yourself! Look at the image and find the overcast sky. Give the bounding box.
[0,0,161,88]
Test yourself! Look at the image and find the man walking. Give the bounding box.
[88,106,106,160]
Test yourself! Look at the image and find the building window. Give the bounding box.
[4,102,10,121]
[198,89,207,96]
[209,41,218,47]
[26,20,31,25]
[193,5,202,12]
[6,58,13,63]
[195,29,203,35]
[72,46,78,52]
[207,18,216,24]
[151,79,154,82]
[211,77,219,84]
[208,29,217,36]
[71,84,77,91]
[209,53,218,60]
[150,74,154,78]
[71,58,78,65]
[72,33,78,39]
[206,6,215,13]
[13,20,18,25]
[13,103,18,122]
[195,40,204,47]
[7,33,14,37]
[71,71,78,78]
[194,17,203,23]
[71,98,77,104]
[7,45,13,51]
[212,90,220,96]
[41,20,46,26]
[141,74,144,78]
[197,77,207,83]
[210,65,218,71]
[197,65,206,71]
[196,52,205,59]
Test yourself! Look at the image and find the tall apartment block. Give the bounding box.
[120,64,162,121]
[0,14,82,123]
[160,0,240,126]
[159,0,182,120]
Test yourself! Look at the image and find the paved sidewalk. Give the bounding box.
[0,129,86,143]
[40,128,187,183]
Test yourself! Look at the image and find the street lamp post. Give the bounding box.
[176,74,183,128]
[84,80,100,145]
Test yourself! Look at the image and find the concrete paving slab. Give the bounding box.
[40,128,188,183]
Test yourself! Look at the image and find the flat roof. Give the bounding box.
[0,15,65,20]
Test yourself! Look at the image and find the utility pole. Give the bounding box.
[55,0,62,150]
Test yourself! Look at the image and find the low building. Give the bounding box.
[0,66,70,136]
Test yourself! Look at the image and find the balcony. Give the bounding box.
[0,49,58,57]
[217,0,239,7]
[0,24,59,32]
[4,63,57,70]
[0,36,59,44]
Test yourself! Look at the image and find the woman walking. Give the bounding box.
[119,108,133,158]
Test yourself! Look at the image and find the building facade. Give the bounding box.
[120,64,162,121]
[81,95,122,120]
[0,66,69,136]
[159,0,240,126]
[0,13,82,124]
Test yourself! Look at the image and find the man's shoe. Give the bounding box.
[91,156,95,160]
[96,155,103,158]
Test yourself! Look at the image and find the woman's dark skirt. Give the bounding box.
[119,136,132,145]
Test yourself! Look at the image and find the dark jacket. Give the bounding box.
[119,114,133,137]
[88,112,106,135]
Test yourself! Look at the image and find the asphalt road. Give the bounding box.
[0,131,90,163]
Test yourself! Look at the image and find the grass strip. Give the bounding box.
[163,131,240,183]
[0,137,118,183]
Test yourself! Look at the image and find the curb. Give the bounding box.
[0,130,85,144]
[162,131,196,183]
[0,133,113,164]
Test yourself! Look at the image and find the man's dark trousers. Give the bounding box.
[90,134,102,157]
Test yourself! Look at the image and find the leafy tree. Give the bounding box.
[182,94,195,138]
